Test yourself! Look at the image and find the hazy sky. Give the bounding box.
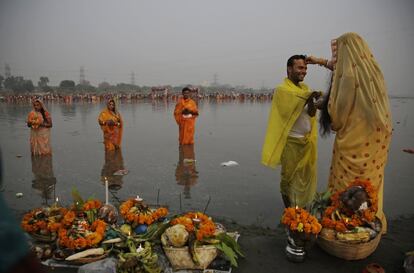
[0,0,413,94]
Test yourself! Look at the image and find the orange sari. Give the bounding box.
[98,106,123,151]
[27,102,52,155]
[174,98,199,145]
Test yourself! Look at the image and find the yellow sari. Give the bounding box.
[327,33,392,231]
[98,101,123,151]
[262,78,318,207]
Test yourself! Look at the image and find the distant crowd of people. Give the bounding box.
[0,91,273,104]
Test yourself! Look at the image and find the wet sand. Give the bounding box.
[44,214,414,273]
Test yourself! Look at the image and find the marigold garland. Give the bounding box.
[281,207,322,235]
[58,218,107,250]
[321,179,378,232]
[120,199,168,226]
[83,199,102,211]
[21,207,67,234]
[170,212,216,241]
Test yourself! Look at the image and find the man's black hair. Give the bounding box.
[182,87,192,93]
[287,55,306,67]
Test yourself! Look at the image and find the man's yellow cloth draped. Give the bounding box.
[262,78,318,207]
[327,32,392,231]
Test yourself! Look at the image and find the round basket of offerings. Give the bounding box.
[21,205,67,242]
[161,212,243,270]
[163,244,218,270]
[56,200,108,263]
[119,197,168,230]
[318,180,382,260]
[281,207,322,262]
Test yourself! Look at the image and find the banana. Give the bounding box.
[336,231,370,243]
[335,210,342,221]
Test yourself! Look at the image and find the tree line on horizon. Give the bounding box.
[0,74,271,94]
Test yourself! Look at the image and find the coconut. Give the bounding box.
[161,224,189,247]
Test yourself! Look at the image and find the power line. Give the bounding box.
[79,66,85,84]
[130,71,135,85]
[213,73,218,86]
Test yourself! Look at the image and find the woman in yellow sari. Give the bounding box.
[98,99,123,151]
[307,32,392,231]
[27,99,52,155]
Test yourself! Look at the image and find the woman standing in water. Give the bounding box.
[27,99,52,155]
[307,32,392,232]
[98,99,123,151]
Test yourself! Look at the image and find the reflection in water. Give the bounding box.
[60,104,77,118]
[151,99,169,112]
[1,99,413,228]
[31,155,56,205]
[101,149,125,193]
[175,145,198,199]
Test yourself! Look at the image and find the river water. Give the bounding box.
[1,98,413,228]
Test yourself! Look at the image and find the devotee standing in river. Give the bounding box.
[174,87,199,145]
[306,32,392,232]
[98,99,123,151]
[262,55,322,208]
[27,99,52,155]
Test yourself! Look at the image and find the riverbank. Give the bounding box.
[45,214,414,273]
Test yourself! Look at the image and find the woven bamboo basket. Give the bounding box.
[30,233,57,243]
[317,228,381,260]
[163,245,218,270]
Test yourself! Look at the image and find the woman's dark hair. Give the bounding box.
[319,75,333,136]
[39,108,47,121]
[107,99,116,111]
[35,100,47,121]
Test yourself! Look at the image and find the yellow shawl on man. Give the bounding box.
[327,32,392,231]
[262,78,317,168]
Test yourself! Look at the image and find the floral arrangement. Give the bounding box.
[321,180,378,233]
[21,206,67,235]
[281,207,322,235]
[57,195,107,250]
[170,212,216,241]
[28,113,41,129]
[119,198,168,227]
[83,199,102,211]
[163,212,243,267]
[58,209,107,250]
[82,199,102,224]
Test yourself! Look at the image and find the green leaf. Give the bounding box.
[322,190,332,201]
[71,187,84,208]
[215,233,244,257]
[189,238,200,265]
[87,194,96,201]
[215,242,238,267]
